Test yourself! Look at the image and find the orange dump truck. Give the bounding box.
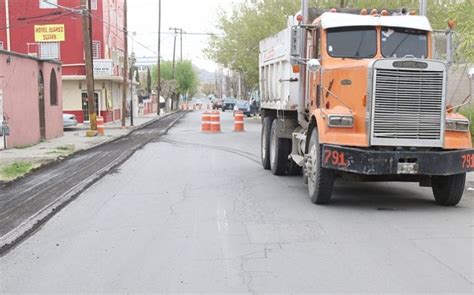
[259,4,473,206]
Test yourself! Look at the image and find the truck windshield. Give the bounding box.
[381,27,428,58]
[326,26,376,58]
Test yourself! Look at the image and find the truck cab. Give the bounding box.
[259,8,473,206]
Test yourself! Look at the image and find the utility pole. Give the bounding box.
[419,0,427,16]
[180,29,183,61]
[169,27,183,77]
[81,0,97,134]
[121,0,128,127]
[129,52,136,126]
[157,0,161,116]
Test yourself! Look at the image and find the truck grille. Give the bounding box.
[372,68,444,147]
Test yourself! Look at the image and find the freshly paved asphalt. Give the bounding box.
[1,110,473,293]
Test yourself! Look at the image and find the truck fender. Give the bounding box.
[305,116,317,153]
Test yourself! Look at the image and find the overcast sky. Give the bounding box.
[128,0,238,72]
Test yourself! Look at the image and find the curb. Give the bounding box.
[0,112,179,189]
[0,111,185,255]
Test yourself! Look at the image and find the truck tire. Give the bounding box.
[288,159,302,176]
[261,117,274,170]
[270,120,290,175]
[432,174,466,206]
[307,128,335,204]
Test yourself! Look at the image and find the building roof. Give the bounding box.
[0,49,62,65]
[319,12,433,32]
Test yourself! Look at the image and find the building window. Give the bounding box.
[39,42,60,60]
[0,42,3,50]
[50,69,58,106]
[39,0,57,9]
[90,0,98,10]
[92,41,101,59]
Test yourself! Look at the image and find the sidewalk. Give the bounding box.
[0,113,162,182]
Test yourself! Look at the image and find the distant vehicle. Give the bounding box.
[233,100,256,117]
[195,99,203,106]
[63,114,78,129]
[222,98,237,112]
[212,98,223,110]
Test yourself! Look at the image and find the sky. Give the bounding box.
[128,0,238,72]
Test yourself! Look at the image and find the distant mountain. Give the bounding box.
[194,66,215,84]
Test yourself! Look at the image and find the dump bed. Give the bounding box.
[259,23,299,111]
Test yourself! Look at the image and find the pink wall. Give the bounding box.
[0,50,63,148]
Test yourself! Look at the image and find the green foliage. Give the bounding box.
[175,61,198,97]
[1,162,33,179]
[151,60,198,98]
[207,0,474,87]
[146,68,152,95]
[151,61,174,88]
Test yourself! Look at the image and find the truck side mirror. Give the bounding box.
[307,59,321,73]
[290,26,301,64]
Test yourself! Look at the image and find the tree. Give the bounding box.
[151,60,198,106]
[207,0,473,88]
[175,61,198,99]
[146,68,152,95]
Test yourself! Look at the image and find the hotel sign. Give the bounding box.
[94,59,113,76]
[34,25,65,42]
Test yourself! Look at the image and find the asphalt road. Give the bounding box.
[1,111,473,293]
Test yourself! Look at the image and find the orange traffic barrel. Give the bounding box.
[97,116,105,136]
[201,112,211,132]
[209,111,221,133]
[234,111,245,132]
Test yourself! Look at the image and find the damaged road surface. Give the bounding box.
[1,111,473,293]
[0,112,185,252]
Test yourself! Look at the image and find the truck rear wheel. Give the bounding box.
[261,117,273,170]
[307,128,335,204]
[432,174,466,206]
[270,120,290,175]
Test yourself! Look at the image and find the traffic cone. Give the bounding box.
[97,116,105,136]
[201,112,211,132]
[209,111,221,133]
[233,111,245,132]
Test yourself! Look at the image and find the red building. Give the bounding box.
[0,0,126,123]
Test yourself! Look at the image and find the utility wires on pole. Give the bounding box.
[121,0,128,127]
[169,27,183,78]
[81,0,97,136]
[157,0,161,116]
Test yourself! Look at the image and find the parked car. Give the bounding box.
[233,100,257,117]
[212,98,223,110]
[222,98,237,112]
[63,113,78,129]
[195,99,203,106]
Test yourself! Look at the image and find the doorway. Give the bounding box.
[38,71,46,140]
[81,92,99,122]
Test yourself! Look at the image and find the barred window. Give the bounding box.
[90,0,98,10]
[39,42,60,60]
[92,41,101,59]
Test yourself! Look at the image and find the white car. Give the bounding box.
[63,113,78,129]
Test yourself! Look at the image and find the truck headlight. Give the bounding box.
[328,115,354,128]
[446,118,470,132]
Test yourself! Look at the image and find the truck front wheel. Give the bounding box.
[307,128,335,204]
[261,117,274,170]
[270,120,290,175]
[432,174,466,206]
